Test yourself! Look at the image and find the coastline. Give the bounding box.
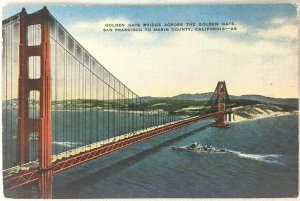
[230,111,298,124]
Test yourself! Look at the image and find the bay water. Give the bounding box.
[52,114,298,198]
[3,112,298,198]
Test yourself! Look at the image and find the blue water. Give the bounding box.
[4,114,298,198]
[51,115,298,198]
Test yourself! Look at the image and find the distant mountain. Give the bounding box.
[230,95,298,108]
[141,93,298,108]
[172,92,213,101]
[140,96,166,102]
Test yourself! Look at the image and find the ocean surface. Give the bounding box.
[4,114,299,198]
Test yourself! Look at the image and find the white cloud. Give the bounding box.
[235,23,248,33]
[270,17,289,25]
[257,17,298,40]
[66,17,298,98]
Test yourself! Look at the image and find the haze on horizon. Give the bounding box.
[2,4,299,99]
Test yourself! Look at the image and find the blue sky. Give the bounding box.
[2,4,299,98]
[3,4,297,29]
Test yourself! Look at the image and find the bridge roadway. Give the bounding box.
[3,111,224,191]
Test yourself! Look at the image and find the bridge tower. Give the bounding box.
[17,7,52,198]
[213,81,228,128]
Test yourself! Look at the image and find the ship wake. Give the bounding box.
[227,150,283,165]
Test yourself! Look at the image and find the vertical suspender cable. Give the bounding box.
[63,45,66,155]
[89,58,92,144]
[102,71,104,141]
[10,23,14,165]
[118,88,121,136]
[84,59,87,148]
[66,48,69,153]
[112,86,114,138]
[54,26,58,155]
[77,61,80,148]
[107,83,109,139]
[5,26,8,167]
[96,66,99,142]
[70,54,73,149]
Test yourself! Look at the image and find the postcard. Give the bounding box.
[1,2,299,199]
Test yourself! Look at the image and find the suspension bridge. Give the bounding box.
[2,7,232,198]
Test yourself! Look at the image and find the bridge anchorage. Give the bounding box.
[2,7,231,198]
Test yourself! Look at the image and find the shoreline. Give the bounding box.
[230,111,298,124]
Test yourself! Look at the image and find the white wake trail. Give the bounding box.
[227,150,283,165]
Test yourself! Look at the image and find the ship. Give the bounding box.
[171,141,226,153]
